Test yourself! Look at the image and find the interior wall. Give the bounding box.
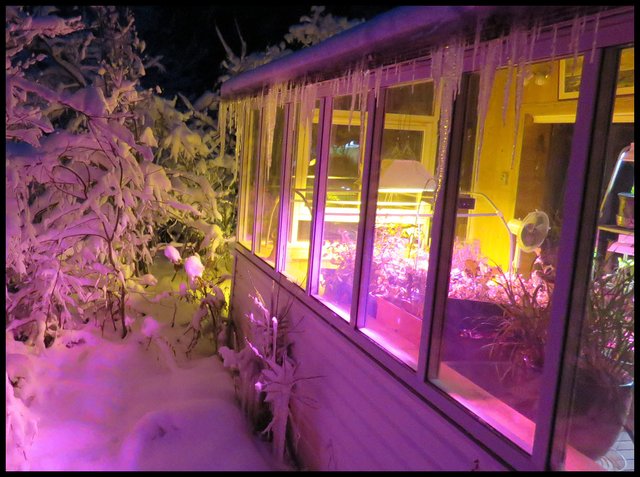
[468,60,577,271]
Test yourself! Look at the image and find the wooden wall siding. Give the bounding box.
[231,253,508,471]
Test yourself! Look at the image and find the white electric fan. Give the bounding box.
[507,210,550,271]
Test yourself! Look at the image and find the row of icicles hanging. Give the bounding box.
[219,9,601,191]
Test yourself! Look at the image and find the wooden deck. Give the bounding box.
[600,430,634,471]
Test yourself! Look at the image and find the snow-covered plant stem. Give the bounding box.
[220,288,316,465]
[179,256,228,355]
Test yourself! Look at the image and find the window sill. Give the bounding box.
[433,363,605,471]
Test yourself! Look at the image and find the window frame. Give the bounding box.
[275,103,295,273]
[237,107,262,252]
[232,7,634,470]
[543,45,632,471]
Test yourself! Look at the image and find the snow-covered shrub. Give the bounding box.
[5,6,223,346]
[7,6,150,343]
[133,89,237,284]
[284,6,363,48]
[220,289,314,464]
[216,6,363,85]
[177,254,228,355]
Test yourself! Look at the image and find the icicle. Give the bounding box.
[411,59,416,94]
[229,98,249,183]
[373,66,383,107]
[358,78,367,184]
[511,63,526,169]
[528,21,540,65]
[299,83,316,167]
[293,82,301,110]
[222,100,235,181]
[230,100,239,182]
[508,24,540,170]
[348,66,358,128]
[473,37,503,187]
[471,13,483,72]
[430,45,442,85]
[360,67,370,118]
[431,36,466,196]
[254,81,287,181]
[501,27,519,126]
[290,82,296,107]
[508,22,540,169]
[589,10,601,64]
[343,71,347,93]
[218,100,227,161]
[345,60,367,130]
[263,85,276,178]
[300,82,317,137]
[568,12,587,75]
[550,24,558,63]
[300,85,309,128]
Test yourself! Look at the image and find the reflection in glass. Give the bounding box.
[433,58,578,452]
[283,102,320,288]
[316,95,366,318]
[358,81,437,368]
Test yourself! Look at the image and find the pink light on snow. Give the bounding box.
[184,255,204,285]
[164,246,182,264]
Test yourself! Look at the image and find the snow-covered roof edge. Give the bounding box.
[220,6,495,99]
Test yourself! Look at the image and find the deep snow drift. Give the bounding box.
[6,258,285,471]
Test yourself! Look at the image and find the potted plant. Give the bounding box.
[478,256,634,460]
[320,239,357,307]
[483,266,553,379]
[566,257,634,460]
[366,225,428,340]
[616,185,634,229]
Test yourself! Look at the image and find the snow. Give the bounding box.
[62,86,108,117]
[139,126,158,148]
[184,254,205,284]
[163,245,182,264]
[141,315,160,338]
[5,258,286,471]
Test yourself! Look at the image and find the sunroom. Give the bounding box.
[219,5,634,471]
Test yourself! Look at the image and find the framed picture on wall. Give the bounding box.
[559,48,635,100]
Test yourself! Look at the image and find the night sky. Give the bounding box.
[129,5,392,99]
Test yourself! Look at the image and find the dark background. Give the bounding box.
[129,5,392,99]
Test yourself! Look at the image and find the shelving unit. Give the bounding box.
[596,144,634,261]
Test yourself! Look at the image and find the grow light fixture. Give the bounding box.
[379,159,436,193]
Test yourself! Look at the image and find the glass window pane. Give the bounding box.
[556,46,634,471]
[315,95,367,319]
[238,109,261,250]
[283,101,320,288]
[359,81,438,368]
[432,57,580,452]
[255,107,285,266]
